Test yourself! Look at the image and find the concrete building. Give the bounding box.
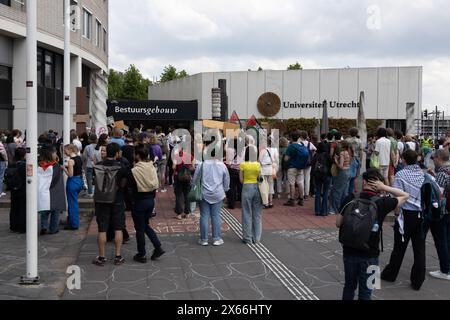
[147,67,422,133]
[0,0,108,133]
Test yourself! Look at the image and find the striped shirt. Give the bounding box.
[393,165,424,211]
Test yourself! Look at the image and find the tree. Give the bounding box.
[107,69,124,100]
[160,65,189,83]
[287,62,303,70]
[108,65,152,101]
[258,67,263,71]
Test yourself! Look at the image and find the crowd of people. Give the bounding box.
[1,124,450,300]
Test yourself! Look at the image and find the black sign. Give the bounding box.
[107,100,198,121]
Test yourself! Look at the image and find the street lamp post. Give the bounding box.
[64,0,71,146]
[20,0,39,285]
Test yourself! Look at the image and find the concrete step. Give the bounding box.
[0,197,95,209]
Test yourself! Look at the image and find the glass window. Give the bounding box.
[45,63,53,88]
[55,55,63,90]
[103,28,107,53]
[82,9,92,39]
[96,20,101,47]
[0,66,10,80]
[37,48,43,86]
[0,0,11,7]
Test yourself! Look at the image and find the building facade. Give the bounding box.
[0,0,108,133]
[148,67,423,133]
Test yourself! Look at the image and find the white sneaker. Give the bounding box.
[329,212,336,215]
[213,239,224,246]
[161,189,167,193]
[198,240,209,246]
[0,192,6,197]
[429,271,450,280]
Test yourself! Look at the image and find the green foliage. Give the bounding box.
[108,65,151,101]
[160,65,189,83]
[287,62,303,70]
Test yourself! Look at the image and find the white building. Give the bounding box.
[148,67,422,132]
[0,0,109,133]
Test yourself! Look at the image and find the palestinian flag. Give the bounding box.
[229,111,242,129]
[247,115,262,130]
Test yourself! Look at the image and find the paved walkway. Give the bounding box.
[62,189,450,300]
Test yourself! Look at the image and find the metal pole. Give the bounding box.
[21,0,39,285]
[64,0,71,146]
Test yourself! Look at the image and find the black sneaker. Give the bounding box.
[284,199,295,207]
[40,229,48,236]
[133,254,147,263]
[298,199,304,206]
[114,256,125,266]
[64,226,79,231]
[93,256,107,266]
[151,248,166,261]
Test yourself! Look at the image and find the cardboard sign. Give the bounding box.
[114,120,126,130]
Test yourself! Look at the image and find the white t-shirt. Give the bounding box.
[73,139,82,156]
[405,141,416,151]
[375,137,391,166]
[398,141,404,155]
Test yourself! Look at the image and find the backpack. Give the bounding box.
[177,164,192,183]
[290,144,310,170]
[305,142,314,167]
[93,164,122,204]
[312,153,329,180]
[4,164,24,191]
[339,196,380,252]
[421,173,444,222]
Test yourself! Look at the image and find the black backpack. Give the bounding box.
[339,196,380,252]
[312,153,329,180]
[94,164,122,204]
[4,164,25,191]
[305,142,314,167]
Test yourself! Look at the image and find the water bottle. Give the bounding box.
[372,222,380,233]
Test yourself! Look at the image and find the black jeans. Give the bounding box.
[381,210,426,290]
[226,168,242,209]
[131,195,161,257]
[423,214,450,274]
[174,177,191,215]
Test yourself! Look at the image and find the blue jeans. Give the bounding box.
[343,255,379,301]
[131,195,161,257]
[315,176,331,216]
[241,184,263,243]
[199,200,223,242]
[0,161,6,193]
[330,169,351,213]
[66,176,83,229]
[86,167,94,195]
[40,210,60,234]
[424,214,450,274]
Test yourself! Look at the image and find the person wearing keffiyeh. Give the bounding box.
[381,149,429,291]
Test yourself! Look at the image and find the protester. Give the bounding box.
[6,148,27,233]
[300,131,316,201]
[6,134,17,166]
[337,169,409,300]
[95,133,109,164]
[240,145,263,244]
[0,138,8,198]
[381,149,435,290]
[374,128,391,185]
[129,144,165,263]
[38,146,66,235]
[121,134,136,169]
[346,128,364,195]
[311,142,332,216]
[226,138,244,209]
[194,144,230,246]
[83,134,98,198]
[425,149,450,280]
[70,131,82,156]
[284,130,310,207]
[110,128,125,147]
[172,145,194,220]
[259,138,279,208]
[93,143,128,266]
[329,141,352,215]
[276,137,290,198]
[62,144,84,230]
[387,128,399,186]
[365,134,376,170]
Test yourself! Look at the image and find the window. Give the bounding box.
[63,0,78,29]
[44,52,54,88]
[82,8,92,39]
[0,0,11,7]
[37,48,43,86]
[37,47,64,114]
[103,28,107,53]
[0,65,12,106]
[95,19,101,47]
[55,55,63,90]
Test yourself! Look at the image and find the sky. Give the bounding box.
[109,0,450,113]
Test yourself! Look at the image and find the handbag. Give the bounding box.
[331,163,338,177]
[265,149,278,180]
[258,175,270,206]
[188,164,203,202]
[370,153,380,169]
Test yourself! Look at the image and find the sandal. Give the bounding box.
[93,256,107,267]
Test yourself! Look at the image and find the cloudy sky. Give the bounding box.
[109,0,450,112]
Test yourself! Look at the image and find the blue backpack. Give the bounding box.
[290,144,310,170]
[421,173,444,222]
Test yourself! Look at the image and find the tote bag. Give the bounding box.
[188,164,203,202]
[258,176,270,206]
[370,153,380,169]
